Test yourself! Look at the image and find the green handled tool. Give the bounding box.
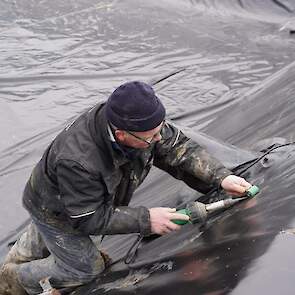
[172,185,260,225]
[173,209,192,225]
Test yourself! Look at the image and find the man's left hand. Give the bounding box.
[221,175,252,196]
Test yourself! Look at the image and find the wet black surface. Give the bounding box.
[1,0,295,294]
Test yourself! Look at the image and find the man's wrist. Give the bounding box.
[138,206,152,236]
[216,169,232,189]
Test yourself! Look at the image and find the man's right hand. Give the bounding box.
[149,207,190,235]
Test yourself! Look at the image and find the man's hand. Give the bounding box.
[221,175,252,196]
[149,207,189,235]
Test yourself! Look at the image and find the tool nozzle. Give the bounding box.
[205,197,247,213]
[246,185,260,198]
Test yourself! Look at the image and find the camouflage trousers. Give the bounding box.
[9,216,105,295]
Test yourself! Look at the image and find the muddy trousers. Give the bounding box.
[12,216,105,295]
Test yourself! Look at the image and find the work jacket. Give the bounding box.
[23,103,231,236]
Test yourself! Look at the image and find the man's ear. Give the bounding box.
[114,129,126,142]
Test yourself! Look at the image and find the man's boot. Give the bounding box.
[0,263,28,295]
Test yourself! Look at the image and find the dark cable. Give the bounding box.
[236,142,295,176]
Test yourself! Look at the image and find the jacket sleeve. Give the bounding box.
[56,159,151,236]
[153,121,232,193]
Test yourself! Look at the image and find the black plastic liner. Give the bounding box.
[1,1,295,294]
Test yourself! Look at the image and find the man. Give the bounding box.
[0,81,251,294]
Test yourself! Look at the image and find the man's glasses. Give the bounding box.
[125,121,165,145]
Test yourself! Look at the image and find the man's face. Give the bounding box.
[115,121,164,149]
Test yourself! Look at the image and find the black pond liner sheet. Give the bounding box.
[1,1,295,294]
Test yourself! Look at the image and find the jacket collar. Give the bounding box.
[88,103,130,168]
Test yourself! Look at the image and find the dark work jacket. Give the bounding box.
[23,103,231,236]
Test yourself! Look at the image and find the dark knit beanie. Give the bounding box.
[106,81,166,132]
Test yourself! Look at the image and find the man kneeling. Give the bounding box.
[0,81,250,294]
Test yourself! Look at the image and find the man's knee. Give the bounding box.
[62,250,105,283]
[82,252,105,281]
